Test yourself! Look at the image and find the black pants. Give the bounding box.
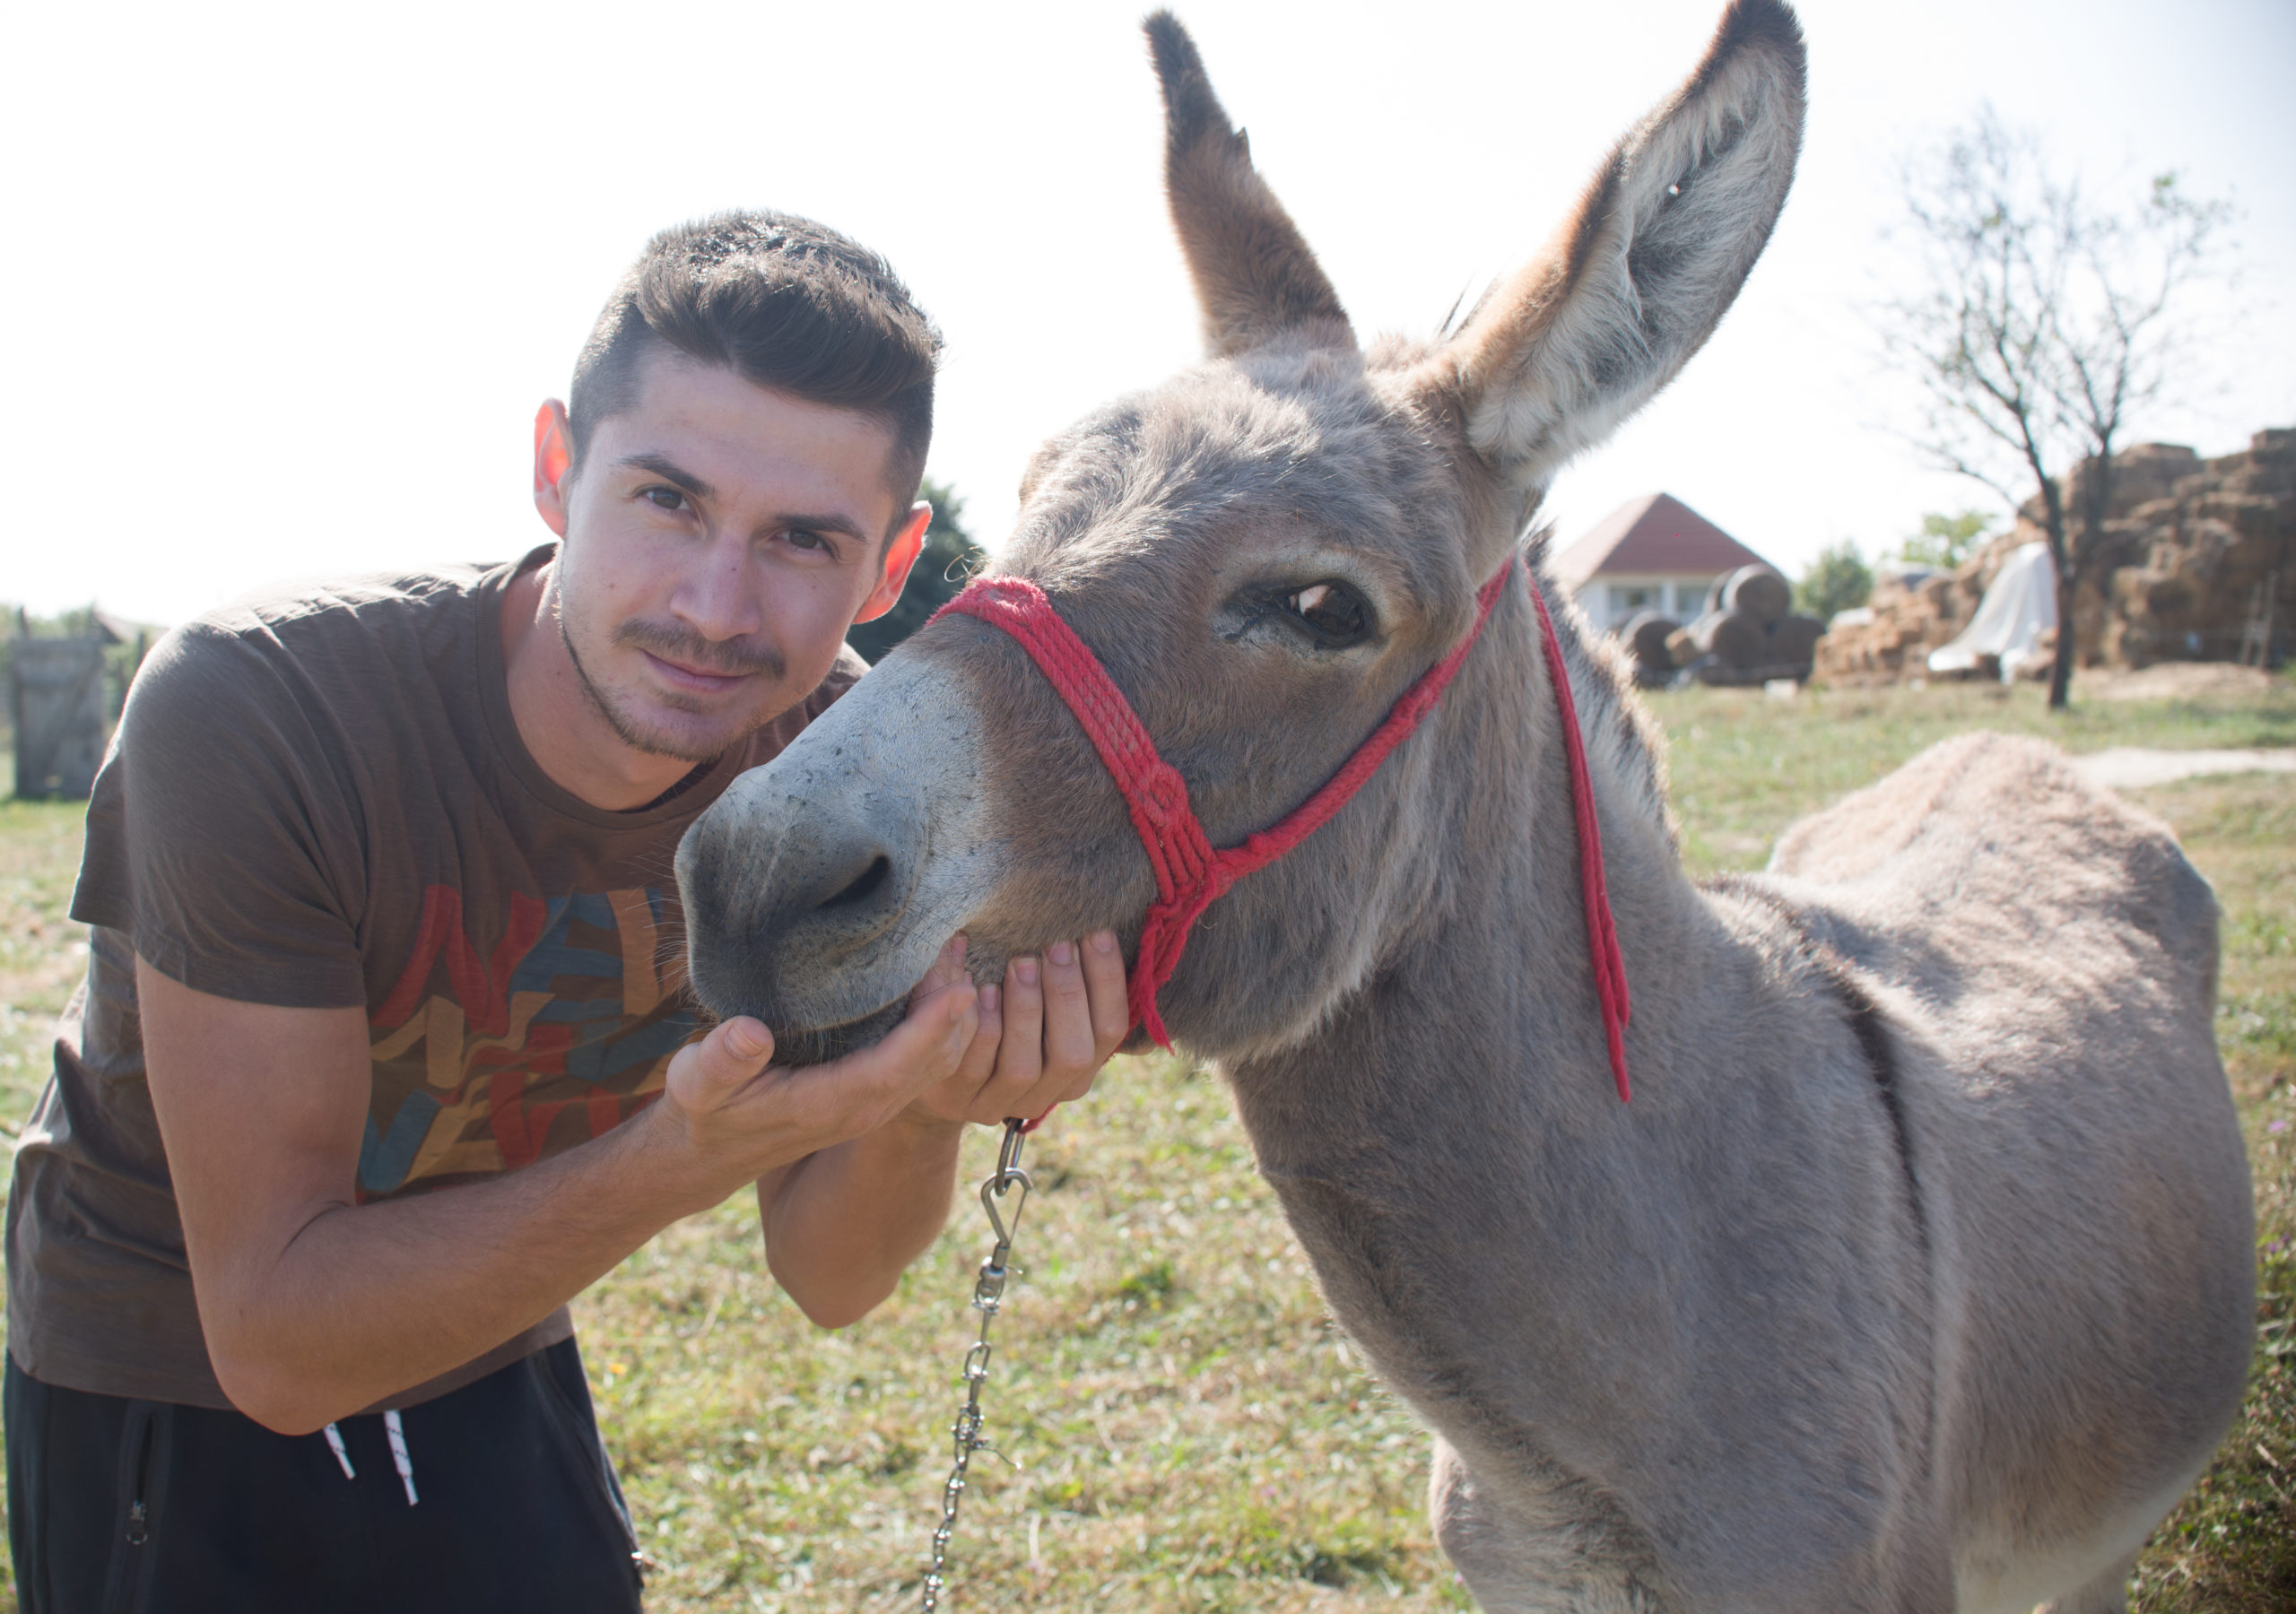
[4,1339,646,1613]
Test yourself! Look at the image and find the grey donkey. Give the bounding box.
[675,4,2255,1608]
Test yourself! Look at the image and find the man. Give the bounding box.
[4,212,1130,1610]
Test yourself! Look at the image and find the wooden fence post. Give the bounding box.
[9,637,110,800]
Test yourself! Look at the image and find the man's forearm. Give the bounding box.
[144,948,1001,1434]
[761,1107,967,1328]
[214,1100,728,1434]
[189,991,982,1435]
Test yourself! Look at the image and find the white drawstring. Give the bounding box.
[383,1410,419,1506]
[323,1415,418,1505]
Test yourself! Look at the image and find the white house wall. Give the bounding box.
[1570,574,1720,631]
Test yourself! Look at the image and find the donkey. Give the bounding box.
[675,3,2255,1608]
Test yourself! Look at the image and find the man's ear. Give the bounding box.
[852,502,933,625]
[533,401,573,537]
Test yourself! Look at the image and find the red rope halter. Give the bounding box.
[933,552,1631,1104]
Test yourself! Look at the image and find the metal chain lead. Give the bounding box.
[920,1119,1033,1611]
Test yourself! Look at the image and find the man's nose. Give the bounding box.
[670,533,764,641]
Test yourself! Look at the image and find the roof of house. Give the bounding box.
[1550,493,1773,586]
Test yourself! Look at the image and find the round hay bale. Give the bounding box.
[1622,612,1679,673]
[1764,613,1826,671]
[1691,608,1769,668]
[1720,565,1792,628]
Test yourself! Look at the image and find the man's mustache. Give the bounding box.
[614,620,786,681]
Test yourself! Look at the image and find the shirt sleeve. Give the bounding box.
[72,620,370,1009]
[811,644,871,715]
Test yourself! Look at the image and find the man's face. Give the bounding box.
[536,348,918,763]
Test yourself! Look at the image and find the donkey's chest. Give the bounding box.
[1255,1164,1618,1441]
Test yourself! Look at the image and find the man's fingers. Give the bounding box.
[910,933,968,1005]
[1039,939,1095,1077]
[997,956,1046,1096]
[886,981,979,1082]
[791,981,978,1126]
[1082,930,1130,1056]
[667,1016,777,1114]
[953,982,1004,1090]
[722,1017,774,1065]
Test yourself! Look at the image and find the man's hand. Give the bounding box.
[744,930,1129,1327]
[907,930,1131,1127]
[648,964,981,1191]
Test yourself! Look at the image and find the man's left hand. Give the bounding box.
[906,932,1130,1126]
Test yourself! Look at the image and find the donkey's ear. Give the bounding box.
[1146,12,1353,359]
[1436,0,1805,489]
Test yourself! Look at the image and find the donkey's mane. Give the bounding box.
[1521,530,1679,853]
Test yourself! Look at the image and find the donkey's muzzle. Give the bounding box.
[673,648,1009,1067]
[675,774,928,1062]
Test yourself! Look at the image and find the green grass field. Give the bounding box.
[0,676,2289,1611]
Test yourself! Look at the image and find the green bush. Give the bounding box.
[1795,540,1872,621]
[844,478,987,664]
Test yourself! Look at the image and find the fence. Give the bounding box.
[9,636,112,800]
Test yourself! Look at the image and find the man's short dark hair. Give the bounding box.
[569,211,942,514]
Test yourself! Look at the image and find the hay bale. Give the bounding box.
[1697,609,1770,668]
[1668,609,1769,676]
[1764,613,1826,673]
[1622,612,1679,674]
[1720,565,1792,628]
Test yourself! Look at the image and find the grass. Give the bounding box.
[1642,676,2296,872]
[0,797,86,1143]
[0,679,2289,1610]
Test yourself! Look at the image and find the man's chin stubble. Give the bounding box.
[561,620,769,764]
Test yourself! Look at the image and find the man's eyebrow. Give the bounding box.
[616,453,715,499]
[772,510,871,542]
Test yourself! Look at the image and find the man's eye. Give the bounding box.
[1282,581,1370,645]
[642,487,687,512]
[787,529,828,552]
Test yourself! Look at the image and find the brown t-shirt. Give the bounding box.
[4,548,864,1410]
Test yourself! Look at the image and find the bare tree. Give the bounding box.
[1874,108,2229,708]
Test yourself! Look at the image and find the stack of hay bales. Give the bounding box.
[1621,565,1826,685]
[1813,428,2292,683]
[1811,567,1982,684]
[2093,430,2292,666]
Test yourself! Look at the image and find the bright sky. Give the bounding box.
[6,0,2292,625]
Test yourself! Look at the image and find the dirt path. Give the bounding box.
[2073,747,2296,789]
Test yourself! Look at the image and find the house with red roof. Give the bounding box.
[1550,493,1778,632]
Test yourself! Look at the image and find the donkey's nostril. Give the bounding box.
[818,855,892,911]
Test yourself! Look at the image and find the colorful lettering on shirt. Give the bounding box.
[359,885,702,1198]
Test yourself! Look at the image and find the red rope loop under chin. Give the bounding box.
[932,553,1630,1103]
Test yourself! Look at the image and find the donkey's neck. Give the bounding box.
[1215,572,1758,1440]
[1225,568,1709,1159]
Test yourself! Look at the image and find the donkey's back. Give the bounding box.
[1761,732,2253,1612]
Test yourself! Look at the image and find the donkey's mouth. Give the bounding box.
[765,998,912,1070]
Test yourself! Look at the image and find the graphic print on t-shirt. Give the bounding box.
[360,885,703,1198]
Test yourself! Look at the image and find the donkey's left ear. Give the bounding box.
[1434,0,1805,490]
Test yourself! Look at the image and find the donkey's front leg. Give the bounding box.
[1428,1437,1665,1614]
[2034,1552,2138,1614]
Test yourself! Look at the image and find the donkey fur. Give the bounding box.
[676,4,2253,1608]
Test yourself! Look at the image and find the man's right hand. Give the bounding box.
[644,968,982,1207]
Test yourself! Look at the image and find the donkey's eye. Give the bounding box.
[1283,581,1370,646]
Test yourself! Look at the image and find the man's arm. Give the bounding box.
[755,931,1130,1327]
[139,955,980,1436]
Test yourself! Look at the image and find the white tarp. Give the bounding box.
[1929,542,2058,682]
